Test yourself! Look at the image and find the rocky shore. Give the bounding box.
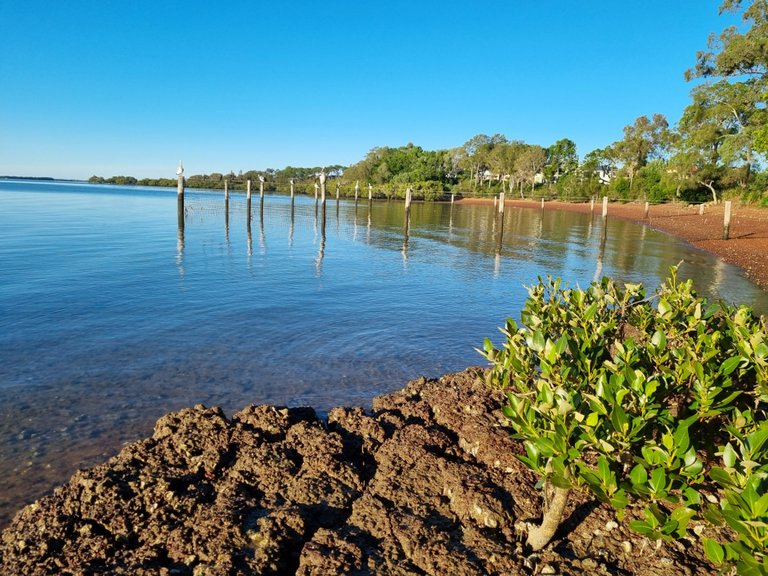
[0,369,715,575]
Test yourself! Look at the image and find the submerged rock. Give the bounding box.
[0,369,715,575]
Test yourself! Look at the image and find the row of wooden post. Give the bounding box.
[178,177,736,245]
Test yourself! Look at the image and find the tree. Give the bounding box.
[544,138,578,184]
[460,134,507,190]
[612,114,670,193]
[685,0,768,187]
[514,145,547,197]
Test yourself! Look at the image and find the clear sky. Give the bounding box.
[0,1,737,180]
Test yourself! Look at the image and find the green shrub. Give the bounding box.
[481,268,768,573]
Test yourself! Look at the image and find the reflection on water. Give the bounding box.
[0,180,767,528]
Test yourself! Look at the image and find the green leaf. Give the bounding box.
[720,355,743,376]
[673,424,691,457]
[723,443,738,469]
[650,468,666,494]
[530,330,545,353]
[651,330,666,350]
[629,464,648,486]
[611,489,629,510]
[629,520,661,539]
[708,467,733,490]
[703,538,725,565]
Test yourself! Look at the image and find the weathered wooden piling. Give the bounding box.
[699,204,705,216]
[290,178,295,199]
[541,198,545,210]
[259,175,265,199]
[354,180,360,203]
[602,196,608,218]
[644,202,650,219]
[176,161,185,231]
[247,179,252,200]
[404,186,413,234]
[224,179,229,227]
[314,182,319,202]
[590,196,595,214]
[498,192,505,215]
[368,183,373,203]
[320,171,327,206]
[723,200,732,240]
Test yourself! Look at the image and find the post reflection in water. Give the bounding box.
[178,192,768,318]
[315,205,326,276]
[246,200,253,258]
[593,218,608,284]
[176,213,185,278]
[289,202,295,248]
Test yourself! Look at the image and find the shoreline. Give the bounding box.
[457,197,768,293]
[0,370,714,575]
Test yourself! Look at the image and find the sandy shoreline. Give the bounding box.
[457,197,768,293]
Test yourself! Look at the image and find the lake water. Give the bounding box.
[1,179,767,528]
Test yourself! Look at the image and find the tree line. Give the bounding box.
[90,1,767,206]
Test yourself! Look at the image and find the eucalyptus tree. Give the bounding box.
[612,114,670,193]
[544,138,578,184]
[514,145,548,197]
[460,133,507,189]
[684,0,768,186]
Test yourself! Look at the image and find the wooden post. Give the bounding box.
[541,198,545,209]
[336,181,340,201]
[224,179,229,202]
[498,192,505,215]
[176,161,184,231]
[319,171,327,206]
[368,183,373,202]
[404,186,413,235]
[290,179,295,199]
[644,201,650,219]
[602,196,608,218]
[493,196,497,208]
[314,182,319,201]
[259,176,264,221]
[723,200,732,240]
[451,193,455,204]
[247,179,252,200]
[590,196,595,214]
[354,180,360,202]
[699,204,704,216]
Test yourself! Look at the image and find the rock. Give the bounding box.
[0,369,718,575]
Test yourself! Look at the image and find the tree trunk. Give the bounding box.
[700,180,718,203]
[526,484,570,551]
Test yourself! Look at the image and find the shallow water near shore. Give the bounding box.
[1,179,767,528]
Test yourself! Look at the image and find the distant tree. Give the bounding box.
[514,145,547,197]
[684,0,768,187]
[612,114,670,193]
[544,138,578,184]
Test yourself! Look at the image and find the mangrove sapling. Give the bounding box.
[481,267,768,567]
[524,484,570,551]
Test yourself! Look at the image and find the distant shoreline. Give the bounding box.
[0,176,83,183]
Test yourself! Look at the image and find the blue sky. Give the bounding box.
[0,1,737,180]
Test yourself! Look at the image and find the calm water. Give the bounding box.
[1,179,767,527]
